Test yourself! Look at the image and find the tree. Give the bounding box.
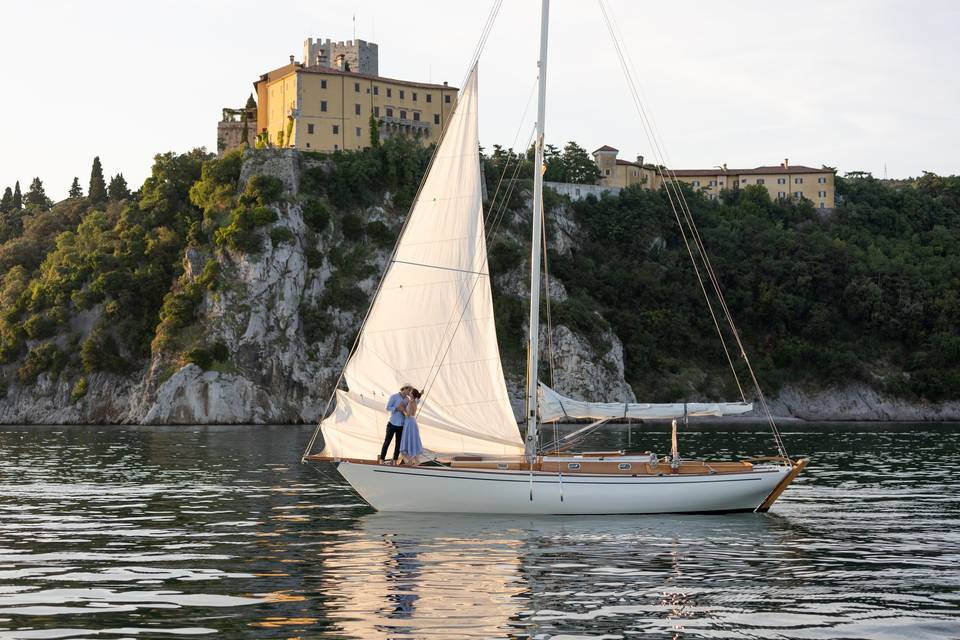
[24,177,50,209]
[561,141,601,184]
[369,114,380,148]
[88,156,107,203]
[12,181,22,210]
[0,187,11,213]
[245,93,257,110]
[108,173,130,200]
[68,177,83,198]
[240,112,249,147]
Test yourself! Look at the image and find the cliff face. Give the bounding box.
[1,150,957,424]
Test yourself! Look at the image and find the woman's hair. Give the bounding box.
[410,388,422,399]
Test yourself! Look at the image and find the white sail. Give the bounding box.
[319,67,524,460]
[538,383,753,422]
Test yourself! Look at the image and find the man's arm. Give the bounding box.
[386,393,400,412]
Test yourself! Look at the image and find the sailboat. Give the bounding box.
[302,0,808,515]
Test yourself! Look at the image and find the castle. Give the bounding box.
[217,37,456,155]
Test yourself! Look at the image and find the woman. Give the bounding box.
[398,388,423,465]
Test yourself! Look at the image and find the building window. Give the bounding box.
[777,177,786,184]
[374,106,380,117]
[306,142,311,148]
[719,181,724,186]
[413,112,420,121]
[818,190,827,197]
[332,125,339,134]
[426,94,432,103]
[794,192,802,198]
[756,178,764,185]
[412,92,418,101]
[334,144,338,150]
[386,107,394,117]
[692,180,700,187]
[354,82,360,92]
[400,110,407,119]
[795,177,803,184]
[373,86,379,96]
[778,191,785,198]
[604,169,610,176]
[321,80,327,89]
[445,94,451,103]
[387,88,392,97]
[709,180,717,187]
[355,104,361,115]
[320,100,327,112]
[819,202,825,208]
[400,90,405,99]
[356,127,362,137]
[741,178,747,184]
[307,123,314,134]
[433,113,440,125]
[818,176,826,184]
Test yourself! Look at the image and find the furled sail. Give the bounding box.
[538,383,753,422]
[319,67,524,459]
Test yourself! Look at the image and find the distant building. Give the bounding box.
[592,146,836,210]
[217,105,257,155]
[217,37,458,156]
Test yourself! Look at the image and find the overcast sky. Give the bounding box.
[1,0,958,199]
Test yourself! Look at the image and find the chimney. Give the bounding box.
[443,81,448,86]
[636,155,644,165]
[723,163,727,171]
[784,158,789,169]
[289,54,295,64]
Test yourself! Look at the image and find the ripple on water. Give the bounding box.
[0,424,958,638]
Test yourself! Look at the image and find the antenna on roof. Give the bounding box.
[883,162,888,180]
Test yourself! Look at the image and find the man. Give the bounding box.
[379,383,411,464]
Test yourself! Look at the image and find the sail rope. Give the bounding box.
[596,0,788,460]
[301,0,506,461]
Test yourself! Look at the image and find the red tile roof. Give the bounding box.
[593,145,619,154]
[667,165,833,177]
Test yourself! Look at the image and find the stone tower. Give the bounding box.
[303,37,379,75]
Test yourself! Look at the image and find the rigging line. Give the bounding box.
[305,0,506,459]
[595,0,745,405]
[597,1,787,458]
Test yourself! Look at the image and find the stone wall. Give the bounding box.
[545,181,620,202]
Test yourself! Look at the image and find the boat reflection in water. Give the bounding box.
[317,510,798,638]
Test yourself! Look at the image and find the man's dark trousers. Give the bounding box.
[379,422,404,461]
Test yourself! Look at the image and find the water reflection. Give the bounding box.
[0,424,958,639]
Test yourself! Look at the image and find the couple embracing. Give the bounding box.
[378,383,424,465]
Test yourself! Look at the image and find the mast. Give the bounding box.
[525,0,550,462]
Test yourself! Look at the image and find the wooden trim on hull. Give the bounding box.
[755,458,809,512]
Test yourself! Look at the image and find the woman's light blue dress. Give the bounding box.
[399,401,424,462]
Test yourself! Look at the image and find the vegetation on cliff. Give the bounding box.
[0,140,957,406]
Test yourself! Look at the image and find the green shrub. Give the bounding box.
[18,343,66,383]
[305,246,323,269]
[184,341,230,370]
[23,313,58,339]
[340,213,364,241]
[214,205,278,253]
[70,376,88,402]
[366,220,393,247]
[240,175,283,206]
[488,239,523,274]
[197,260,219,290]
[302,198,330,232]
[81,325,126,373]
[270,227,294,246]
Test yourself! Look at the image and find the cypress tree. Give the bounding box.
[88,157,107,203]
[0,187,11,213]
[68,177,83,198]
[12,181,22,210]
[245,93,257,110]
[107,173,130,200]
[241,112,249,147]
[24,177,49,208]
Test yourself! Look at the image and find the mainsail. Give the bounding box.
[319,67,524,459]
[538,384,753,422]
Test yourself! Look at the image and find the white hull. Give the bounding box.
[335,461,792,515]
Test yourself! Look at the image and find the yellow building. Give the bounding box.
[253,58,458,153]
[593,147,836,209]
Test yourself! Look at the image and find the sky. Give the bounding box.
[1,0,958,200]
